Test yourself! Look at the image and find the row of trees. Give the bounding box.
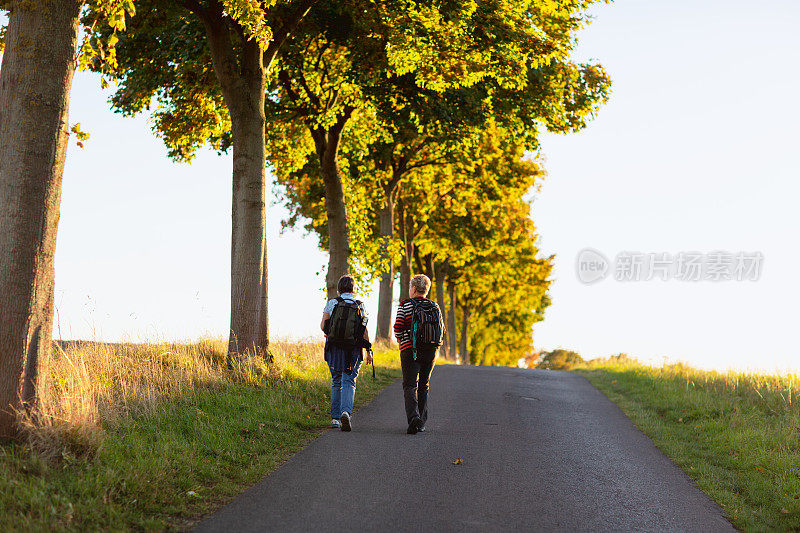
[0,0,610,438]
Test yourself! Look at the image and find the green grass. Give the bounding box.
[574,356,800,531]
[0,345,402,531]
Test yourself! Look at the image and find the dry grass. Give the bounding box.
[21,338,326,459]
[580,354,800,416]
[2,341,402,530]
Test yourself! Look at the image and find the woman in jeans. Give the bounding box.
[320,274,372,431]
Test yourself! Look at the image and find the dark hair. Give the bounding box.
[337,274,355,294]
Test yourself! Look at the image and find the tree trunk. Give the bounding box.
[193,0,319,357]
[0,0,84,440]
[435,261,448,358]
[425,255,436,289]
[459,305,471,365]
[376,191,395,342]
[399,255,411,304]
[227,102,268,356]
[208,35,269,357]
[313,113,352,299]
[322,152,350,298]
[397,198,412,305]
[447,281,457,360]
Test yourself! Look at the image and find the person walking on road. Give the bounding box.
[394,274,444,434]
[321,275,373,432]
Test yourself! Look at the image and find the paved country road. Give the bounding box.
[194,365,734,532]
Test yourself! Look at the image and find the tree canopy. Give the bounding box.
[1,0,613,370]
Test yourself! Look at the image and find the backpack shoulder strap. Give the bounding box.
[330,296,344,314]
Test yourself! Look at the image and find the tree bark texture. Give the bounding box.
[227,94,268,356]
[200,14,269,356]
[375,191,395,342]
[0,0,84,439]
[312,113,352,299]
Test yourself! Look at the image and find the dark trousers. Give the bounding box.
[400,346,437,425]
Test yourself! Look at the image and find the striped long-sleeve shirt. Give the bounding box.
[393,297,429,351]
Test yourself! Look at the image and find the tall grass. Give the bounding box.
[22,339,326,459]
[3,340,402,531]
[576,355,800,530]
[580,354,800,417]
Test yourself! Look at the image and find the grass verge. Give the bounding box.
[575,355,800,531]
[0,340,402,531]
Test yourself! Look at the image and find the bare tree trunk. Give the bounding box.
[459,305,471,365]
[376,190,395,342]
[0,0,84,440]
[447,281,457,360]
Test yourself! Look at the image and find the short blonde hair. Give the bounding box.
[410,274,431,296]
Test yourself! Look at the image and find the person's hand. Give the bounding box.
[365,351,373,365]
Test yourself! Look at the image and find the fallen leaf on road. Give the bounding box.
[452,457,463,465]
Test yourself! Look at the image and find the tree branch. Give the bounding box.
[329,104,355,139]
[296,67,321,108]
[327,87,340,112]
[278,69,302,103]
[190,0,244,99]
[406,154,449,173]
[264,0,319,69]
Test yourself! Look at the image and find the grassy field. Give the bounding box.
[0,339,403,531]
[575,355,800,531]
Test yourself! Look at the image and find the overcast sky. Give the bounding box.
[2,1,797,372]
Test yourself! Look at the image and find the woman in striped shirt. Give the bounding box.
[394,274,440,434]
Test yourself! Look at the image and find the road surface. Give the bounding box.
[194,365,734,532]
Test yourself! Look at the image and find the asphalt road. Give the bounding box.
[194,365,734,532]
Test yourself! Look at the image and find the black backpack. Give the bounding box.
[411,299,444,357]
[327,297,365,348]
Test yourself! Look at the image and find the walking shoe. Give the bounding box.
[407,416,423,434]
[330,419,341,429]
[340,412,352,432]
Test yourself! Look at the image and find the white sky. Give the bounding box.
[2,1,798,372]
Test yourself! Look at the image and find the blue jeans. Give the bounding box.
[329,359,362,419]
